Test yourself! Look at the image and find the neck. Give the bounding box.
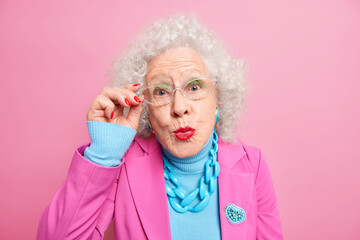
[155,132,214,173]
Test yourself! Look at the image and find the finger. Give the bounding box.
[122,83,144,100]
[127,100,143,129]
[113,87,143,106]
[94,94,118,119]
[123,83,143,92]
[100,87,134,108]
[138,94,145,103]
[127,95,145,127]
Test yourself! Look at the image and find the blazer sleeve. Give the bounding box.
[254,148,283,239]
[36,143,122,240]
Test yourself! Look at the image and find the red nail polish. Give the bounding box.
[133,83,140,87]
[125,98,131,106]
[134,96,141,103]
[111,112,114,119]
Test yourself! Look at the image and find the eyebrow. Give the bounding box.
[186,79,204,86]
[152,83,171,90]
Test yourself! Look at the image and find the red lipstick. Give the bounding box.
[173,126,196,140]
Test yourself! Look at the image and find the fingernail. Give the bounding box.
[133,83,141,87]
[134,96,141,103]
[111,112,114,119]
[125,98,131,106]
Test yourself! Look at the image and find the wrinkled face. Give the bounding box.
[146,47,217,158]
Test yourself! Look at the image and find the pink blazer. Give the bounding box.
[37,135,283,239]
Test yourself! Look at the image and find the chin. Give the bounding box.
[171,142,201,158]
[172,151,193,158]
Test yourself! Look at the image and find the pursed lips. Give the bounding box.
[173,126,196,140]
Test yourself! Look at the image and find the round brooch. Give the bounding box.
[225,203,246,224]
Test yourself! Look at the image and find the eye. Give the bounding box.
[186,79,203,92]
[154,88,169,96]
[189,84,200,91]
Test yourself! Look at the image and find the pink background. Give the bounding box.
[1,0,359,239]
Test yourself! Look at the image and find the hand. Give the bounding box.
[86,84,144,130]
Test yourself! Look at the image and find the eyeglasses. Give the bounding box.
[136,76,218,106]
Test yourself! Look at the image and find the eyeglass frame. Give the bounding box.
[136,75,219,106]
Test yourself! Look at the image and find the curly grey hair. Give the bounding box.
[108,13,251,143]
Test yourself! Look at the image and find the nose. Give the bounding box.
[171,89,189,118]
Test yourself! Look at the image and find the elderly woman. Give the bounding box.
[37,14,283,239]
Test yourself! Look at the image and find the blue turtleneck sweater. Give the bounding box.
[84,121,221,240]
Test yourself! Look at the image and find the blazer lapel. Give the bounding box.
[124,136,171,240]
[217,139,255,240]
[125,136,254,240]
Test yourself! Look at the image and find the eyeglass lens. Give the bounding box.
[141,76,215,105]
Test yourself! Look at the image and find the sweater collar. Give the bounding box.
[155,131,214,173]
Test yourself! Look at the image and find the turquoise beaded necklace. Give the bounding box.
[163,127,220,213]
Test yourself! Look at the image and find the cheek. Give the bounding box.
[197,98,217,120]
[149,107,170,130]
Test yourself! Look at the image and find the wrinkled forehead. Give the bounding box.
[145,48,209,85]
[146,70,207,86]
